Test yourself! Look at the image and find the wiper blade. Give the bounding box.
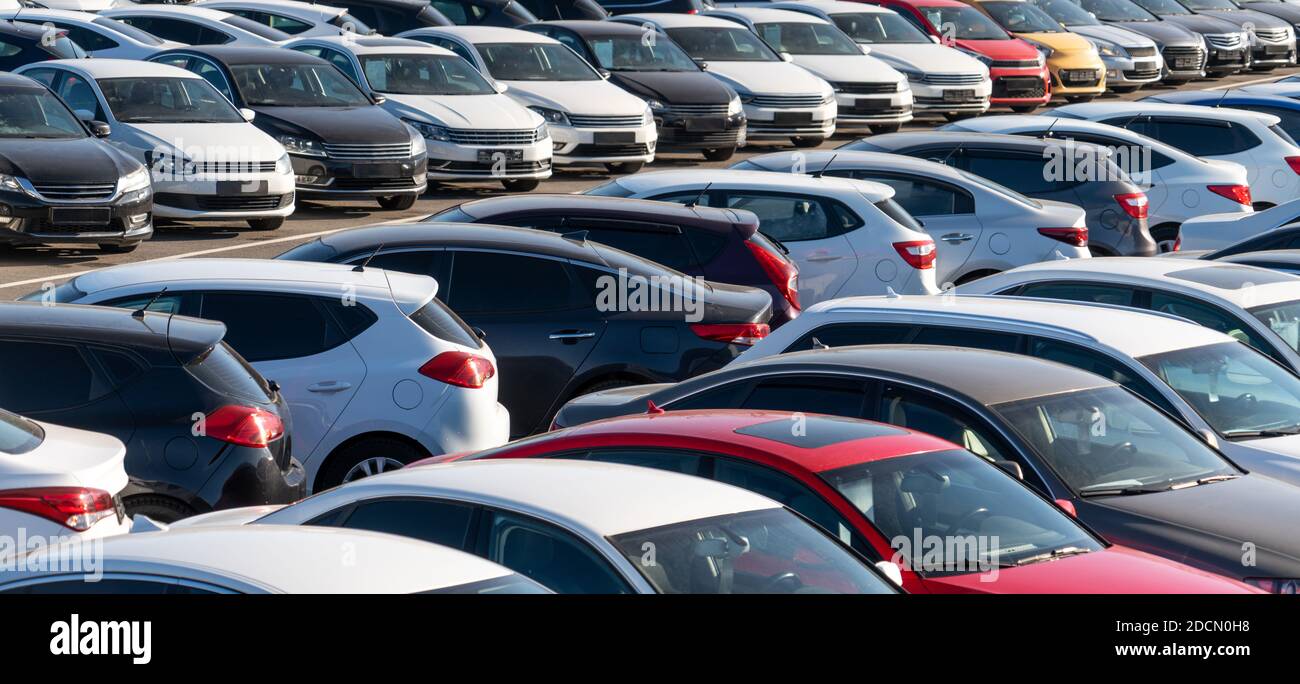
[1014,546,1093,566]
[759,230,790,255]
[1078,483,1172,497]
[1167,474,1240,489]
[1222,428,1300,439]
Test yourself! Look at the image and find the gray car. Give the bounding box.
[1028,0,1166,91]
[1072,0,1209,82]
[1127,0,1256,74]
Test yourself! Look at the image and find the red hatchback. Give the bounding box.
[416,410,1258,594]
[860,0,1050,112]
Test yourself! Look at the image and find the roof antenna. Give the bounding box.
[684,181,712,208]
[810,153,837,178]
[885,286,900,298]
[132,287,168,320]
[646,399,666,415]
[1053,249,1071,260]
[561,229,589,242]
[352,242,385,272]
[937,142,962,167]
[809,336,830,350]
[1213,86,1230,108]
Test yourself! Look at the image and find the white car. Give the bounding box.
[399,26,655,173]
[731,149,1090,286]
[285,35,551,191]
[1176,197,1300,251]
[10,0,114,10]
[612,13,837,147]
[0,410,128,542]
[586,169,941,303]
[706,7,912,134]
[180,459,898,594]
[0,526,551,594]
[942,114,1254,250]
[102,5,292,47]
[199,0,378,39]
[46,259,511,493]
[15,59,296,230]
[0,8,183,60]
[1052,101,1300,209]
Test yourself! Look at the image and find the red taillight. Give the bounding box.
[205,405,284,448]
[745,240,801,311]
[1114,192,1148,219]
[1287,156,1300,175]
[690,322,770,346]
[1037,226,1089,247]
[892,240,936,270]
[1208,184,1252,206]
[419,351,495,388]
[0,487,116,531]
[1172,234,1182,252]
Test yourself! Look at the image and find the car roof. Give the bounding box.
[710,7,827,23]
[7,526,520,593]
[805,293,1232,357]
[108,5,239,20]
[318,221,615,263]
[204,0,348,17]
[0,18,52,40]
[428,25,554,43]
[453,193,753,228]
[531,19,651,36]
[617,13,749,29]
[0,301,224,358]
[0,70,42,89]
[0,7,101,22]
[156,45,324,65]
[790,1,894,15]
[609,169,895,202]
[37,58,199,79]
[1149,89,1300,111]
[1054,101,1282,127]
[290,35,448,55]
[857,130,1103,154]
[743,149,978,186]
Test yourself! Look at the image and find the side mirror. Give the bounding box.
[993,459,1024,480]
[267,379,281,394]
[779,51,794,62]
[1054,498,1077,518]
[370,93,388,105]
[874,560,904,587]
[495,81,509,93]
[239,108,256,122]
[859,44,872,55]
[697,61,709,71]
[1197,428,1220,450]
[472,326,488,340]
[90,121,111,138]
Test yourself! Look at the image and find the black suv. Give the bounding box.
[0,301,305,522]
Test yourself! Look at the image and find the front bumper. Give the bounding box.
[654,110,747,152]
[1251,41,1296,67]
[152,171,296,220]
[1205,45,1250,73]
[1049,59,1107,96]
[550,121,657,165]
[425,137,553,181]
[0,188,152,246]
[1101,50,1164,86]
[291,154,427,198]
[909,79,991,115]
[832,87,913,129]
[989,67,1051,105]
[742,100,837,140]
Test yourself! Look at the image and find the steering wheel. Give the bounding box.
[762,572,803,593]
[950,507,992,535]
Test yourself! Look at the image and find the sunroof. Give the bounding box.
[1166,265,1296,289]
[734,416,907,449]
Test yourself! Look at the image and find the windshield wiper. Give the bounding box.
[1014,546,1093,566]
[1169,474,1240,489]
[759,231,791,255]
[1222,426,1300,439]
[1078,482,1177,497]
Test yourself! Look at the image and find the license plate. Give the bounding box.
[1174,58,1196,68]
[943,89,975,103]
[773,111,813,125]
[216,180,268,196]
[684,117,726,132]
[1065,70,1094,83]
[1218,49,1243,59]
[1266,44,1289,55]
[49,207,111,226]
[593,131,637,144]
[476,149,524,163]
[854,99,889,111]
[352,163,401,178]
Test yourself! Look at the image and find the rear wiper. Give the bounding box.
[1014,546,1093,566]
[759,231,790,255]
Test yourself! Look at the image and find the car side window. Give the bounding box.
[120,17,229,45]
[910,325,1021,353]
[333,497,476,550]
[851,174,975,216]
[54,73,104,121]
[740,376,870,418]
[875,384,1025,475]
[1015,281,1137,307]
[20,67,58,87]
[0,340,108,413]
[960,150,1063,194]
[720,192,859,243]
[429,37,478,66]
[784,323,914,353]
[190,59,234,100]
[1148,291,1281,359]
[151,54,192,69]
[448,252,584,314]
[482,511,633,594]
[1027,337,1182,417]
[198,293,350,362]
[573,448,706,475]
[1053,132,1175,170]
[550,31,588,57]
[430,0,488,24]
[319,47,361,83]
[516,217,697,272]
[54,24,119,52]
[230,9,313,35]
[1148,118,1260,156]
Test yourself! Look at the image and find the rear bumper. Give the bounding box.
[197,444,306,511]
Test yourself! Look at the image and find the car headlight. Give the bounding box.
[726,95,742,116]
[821,91,835,105]
[535,122,549,140]
[1244,578,1299,594]
[642,106,653,126]
[528,106,570,126]
[1093,39,1126,58]
[645,99,666,111]
[0,174,27,195]
[275,152,291,175]
[278,134,326,157]
[408,125,427,157]
[119,166,150,193]
[405,119,450,142]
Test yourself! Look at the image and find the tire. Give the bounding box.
[1010,105,1040,113]
[790,136,824,148]
[318,436,427,490]
[247,216,284,231]
[125,495,195,524]
[702,146,737,162]
[99,242,139,253]
[501,178,540,192]
[1151,222,1181,253]
[604,161,644,174]
[377,194,417,211]
[869,123,901,135]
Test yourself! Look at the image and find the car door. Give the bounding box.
[444,250,606,436]
[0,338,136,448]
[476,508,635,594]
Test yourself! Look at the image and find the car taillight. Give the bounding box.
[0,487,117,531]
[1114,192,1148,219]
[745,240,800,311]
[1208,184,1252,206]
[892,240,936,270]
[690,322,770,346]
[205,405,284,448]
[1287,157,1300,175]
[419,351,495,388]
[1037,226,1089,247]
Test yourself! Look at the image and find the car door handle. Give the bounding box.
[307,381,352,393]
[805,254,844,262]
[549,330,596,341]
[940,233,975,243]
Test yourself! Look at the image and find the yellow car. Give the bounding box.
[961,0,1106,101]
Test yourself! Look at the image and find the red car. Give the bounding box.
[859,0,1050,112]
[415,410,1258,594]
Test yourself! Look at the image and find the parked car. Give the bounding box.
[15,59,295,231]
[596,0,711,14]
[1146,0,1295,70]
[0,72,153,253]
[0,302,305,522]
[148,46,428,210]
[1053,101,1300,210]
[102,5,293,47]
[515,0,608,20]
[549,344,1300,590]
[584,169,942,304]
[399,26,656,173]
[311,0,455,34]
[0,8,181,60]
[0,526,552,594]
[0,410,129,541]
[276,222,772,437]
[705,8,913,134]
[1072,0,1208,83]
[1142,89,1300,144]
[0,18,84,71]
[522,20,746,161]
[432,409,1257,593]
[1238,80,1300,100]
[1232,0,1300,48]
[961,0,1107,102]
[425,194,801,325]
[1201,249,1300,276]
[758,1,992,120]
[730,149,1090,284]
[610,13,838,147]
[31,258,509,492]
[1123,0,1252,74]
[840,131,1156,258]
[941,115,1253,251]
[190,459,902,593]
[1177,206,1300,252]
[428,0,541,26]
[1026,0,1163,92]
[199,0,381,38]
[285,35,551,191]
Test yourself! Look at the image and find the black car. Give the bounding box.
[427,194,799,325]
[148,47,427,210]
[594,0,711,15]
[429,0,540,25]
[515,0,609,20]
[1128,0,1254,74]
[0,19,85,71]
[524,20,745,160]
[551,344,1300,589]
[0,302,305,522]
[0,73,153,253]
[277,223,773,437]
[325,0,455,33]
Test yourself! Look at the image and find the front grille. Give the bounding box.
[1206,33,1244,49]
[921,72,986,85]
[1123,66,1161,80]
[155,192,293,211]
[322,142,412,160]
[31,182,116,200]
[660,129,744,146]
[992,76,1045,99]
[1127,46,1157,58]
[748,94,827,108]
[1254,28,1290,43]
[330,177,421,190]
[434,159,551,174]
[991,59,1041,68]
[1058,69,1101,87]
[662,103,729,116]
[568,143,651,156]
[833,82,900,94]
[915,96,987,106]
[838,104,911,117]
[1162,45,1206,70]
[191,161,278,174]
[566,113,646,128]
[445,129,540,145]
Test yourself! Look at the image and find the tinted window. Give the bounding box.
[784,323,913,353]
[862,175,974,216]
[877,385,1011,463]
[55,25,119,52]
[119,17,231,45]
[553,220,695,272]
[54,72,104,121]
[339,498,474,549]
[449,252,580,313]
[486,512,631,594]
[91,348,146,387]
[227,9,314,34]
[741,377,868,418]
[1028,338,1180,416]
[962,151,1061,194]
[1149,119,1259,156]
[911,326,1020,353]
[721,193,860,242]
[1149,291,1277,356]
[430,0,488,24]
[0,341,102,412]
[1015,281,1136,306]
[200,293,343,362]
[409,298,482,349]
[0,410,44,455]
[186,342,272,403]
[191,59,233,100]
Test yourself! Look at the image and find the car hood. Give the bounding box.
[955,37,1039,60]
[1106,19,1201,45]
[1239,2,1300,23]
[703,60,830,96]
[1194,8,1290,29]
[1156,13,1245,33]
[252,105,411,144]
[382,93,540,130]
[610,70,736,105]
[0,137,133,183]
[503,79,648,115]
[124,122,285,163]
[1018,30,1097,55]
[1067,24,1157,49]
[792,53,903,84]
[868,43,989,74]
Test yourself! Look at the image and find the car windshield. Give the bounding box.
[0,87,87,139]
[665,27,781,62]
[98,77,245,124]
[1079,0,1160,21]
[585,34,699,71]
[1033,0,1103,26]
[230,63,373,107]
[823,449,1101,572]
[0,410,44,455]
[831,12,931,43]
[993,386,1237,495]
[360,53,496,95]
[1132,0,1193,15]
[919,6,1010,39]
[476,42,599,81]
[1182,0,1238,9]
[755,22,862,55]
[1250,300,1300,353]
[1140,341,1300,439]
[607,508,895,594]
[983,1,1067,32]
[93,16,166,45]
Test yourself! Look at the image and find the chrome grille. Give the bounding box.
[192,161,278,174]
[661,103,729,116]
[833,81,900,94]
[748,94,827,108]
[31,182,116,200]
[322,142,413,160]
[566,113,646,127]
[1127,46,1157,57]
[1206,33,1244,49]
[921,72,986,85]
[1255,28,1290,43]
[1162,45,1206,69]
[445,129,540,145]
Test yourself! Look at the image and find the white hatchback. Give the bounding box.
[102,5,292,47]
[200,0,377,39]
[1177,198,1300,251]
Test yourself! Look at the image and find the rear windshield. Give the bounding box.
[186,342,272,403]
[410,298,482,349]
[874,198,923,232]
[0,410,44,455]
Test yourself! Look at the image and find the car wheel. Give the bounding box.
[501,178,540,192]
[868,124,901,135]
[1010,105,1040,113]
[377,194,417,210]
[125,495,195,524]
[605,161,644,174]
[790,136,824,148]
[99,242,139,254]
[319,437,427,490]
[247,217,284,231]
[703,146,736,162]
[1151,222,1181,253]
